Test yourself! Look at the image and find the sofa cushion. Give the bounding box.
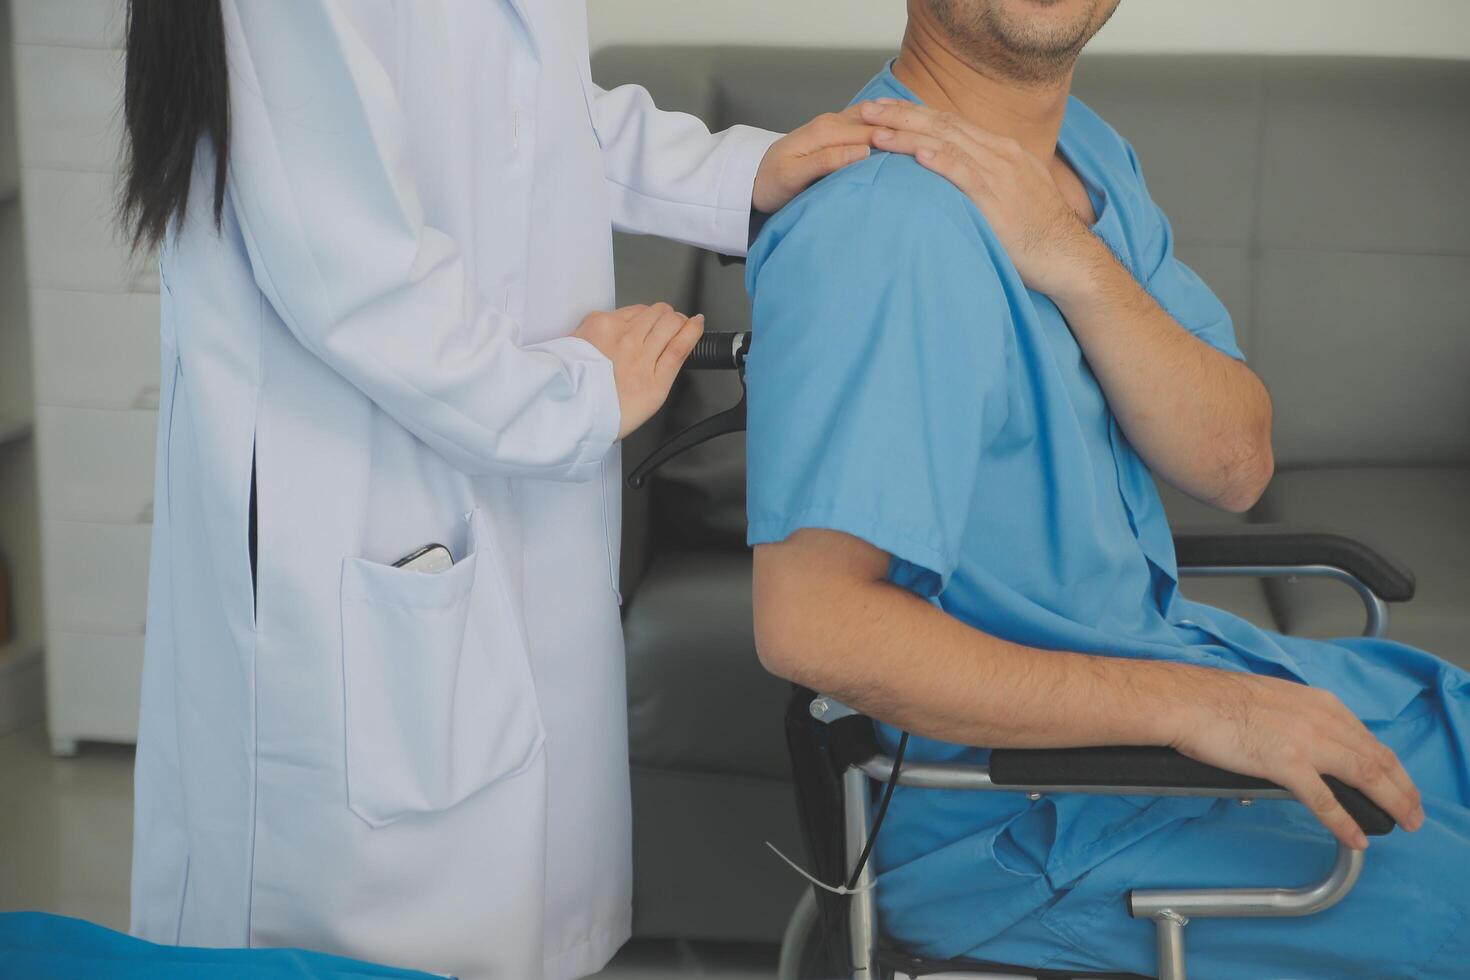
[1252,249,1470,468]
[1253,467,1470,668]
[623,546,791,779]
[1249,58,1470,468]
[1256,59,1470,258]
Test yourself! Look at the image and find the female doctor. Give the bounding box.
[116,2,893,978]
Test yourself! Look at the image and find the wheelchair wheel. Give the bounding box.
[780,888,888,979]
[777,888,819,980]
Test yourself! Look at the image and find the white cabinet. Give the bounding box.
[16,168,155,293]
[31,289,161,410]
[12,43,122,173]
[10,0,155,750]
[36,407,157,525]
[1,0,44,738]
[44,632,143,751]
[9,0,124,50]
[40,521,151,637]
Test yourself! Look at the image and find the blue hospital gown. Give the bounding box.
[745,63,1470,978]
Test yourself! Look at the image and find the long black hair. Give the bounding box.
[119,0,231,253]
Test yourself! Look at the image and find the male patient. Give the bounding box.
[744,1,1470,975]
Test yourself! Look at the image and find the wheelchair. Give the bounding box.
[631,329,1412,980]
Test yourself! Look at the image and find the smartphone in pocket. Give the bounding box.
[393,544,454,574]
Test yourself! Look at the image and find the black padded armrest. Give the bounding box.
[1171,523,1416,603]
[990,745,1395,837]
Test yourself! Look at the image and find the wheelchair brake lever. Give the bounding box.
[627,389,746,489]
[627,331,750,490]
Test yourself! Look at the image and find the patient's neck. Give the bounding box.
[892,15,1074,163]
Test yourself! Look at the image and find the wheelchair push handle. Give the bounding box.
[686,330,750,371]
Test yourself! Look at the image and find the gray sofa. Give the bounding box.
[599,47,1470,944]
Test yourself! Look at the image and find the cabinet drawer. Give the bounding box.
[45,631,143,745]
[36,406,157,524]
[14,43,123,172]
[10,1,126,49]
[0,204,30,425]
[31,288,162,410]
[0,28,15,199]
[20,168,157,293]
[40,520,151,635]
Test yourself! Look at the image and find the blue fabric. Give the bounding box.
[0,912,447,979]
[744,62,1470,977]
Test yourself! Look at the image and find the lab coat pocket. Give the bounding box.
[340,509,545,828]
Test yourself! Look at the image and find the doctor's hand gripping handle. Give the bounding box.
[627,331,751,490]
[573,304,705,441]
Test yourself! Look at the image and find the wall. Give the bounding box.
[590,0,1470,59]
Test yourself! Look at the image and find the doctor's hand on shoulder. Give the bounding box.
[752,103,888,213]
[574,304,705,440]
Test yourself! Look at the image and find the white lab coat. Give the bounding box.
[127,2,778,978]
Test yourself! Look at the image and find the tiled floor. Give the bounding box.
[0,725,134,933]
[0,724,779,978]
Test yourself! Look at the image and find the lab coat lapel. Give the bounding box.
[500,0,541,57]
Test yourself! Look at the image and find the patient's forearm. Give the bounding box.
[754,529,1425,848]
[1052,242,1274,513]
[754,532,1193,750]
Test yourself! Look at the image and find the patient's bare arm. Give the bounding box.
[754,528,1424,850]
[1048,248,1275,513]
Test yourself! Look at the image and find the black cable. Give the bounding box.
[806,729,912,977]
[845,730,909,891]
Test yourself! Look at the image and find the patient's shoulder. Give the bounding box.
[747,150,1003,287]
[791,149,981,232]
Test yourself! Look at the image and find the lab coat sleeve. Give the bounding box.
[219,0,619,482]
[587,81,782,256]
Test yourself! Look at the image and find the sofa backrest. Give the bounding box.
[597,48,1470,549]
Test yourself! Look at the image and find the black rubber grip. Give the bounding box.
[990,745,1395,837]
[686,331,749,370]
[1172,524,1415,603]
